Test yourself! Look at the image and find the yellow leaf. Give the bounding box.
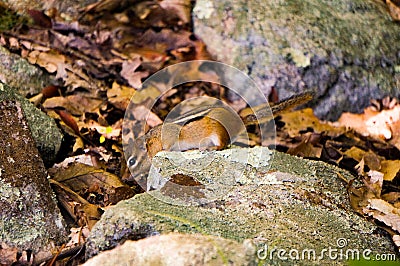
[280,108,344,138]
[381,160,400,181]
[73,137,84,152]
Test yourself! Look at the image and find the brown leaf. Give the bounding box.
[73,136,85,152]
[387,0,400,21]
[41,85,60,99]
[120,58,148,88]
[27,10,52,28]
[348,170,383,212]
[363,198,400,233]
[56,109,80,136]
[321,141,343,163]
[389,119,400,150]
[50,179,102,230]
[287,133,322,158]
[87,120,121,140]
[43,95,103,116]
[0,243,18,265]
[51,163,134,206]
[68,227,90,247]
[27,50,66,73]
[132,105,163,127]
[380,160,400,181]
[382,192,400,204]
[107,82,136,110]
[338,105,400,141]
[280,108,344,138]
[77,203,104,230]
[344,146,382,171]
[365,170,384,198]
[159,0,192,24]
[354,158,365,176]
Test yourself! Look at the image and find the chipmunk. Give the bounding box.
[126,91,314,182]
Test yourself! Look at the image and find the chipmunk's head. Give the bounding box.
[126,135,152,189]
[124,122,181,190]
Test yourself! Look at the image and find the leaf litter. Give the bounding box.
[1,0,400,262]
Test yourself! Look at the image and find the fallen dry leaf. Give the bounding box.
[43,95,103,116]
[386,0,400,21]
[338,105,400,140]
[393,234,400,250]
[67,227,90,247]
[363,198,400,233]
[50,162,134,206]
[380,160,400,181]
[87,121,121,140]
[49,179,103,230]
[344,146,382,171]
[56,109,81,136]
[159,0,192,24]
[348,170,383,212]
[382,192,400,204]
[27,50,66,73]
[120,58,149,88]
[287,133,322,158]
[389,119,400,150]
[107,81,136,110]
[280,108,345,138]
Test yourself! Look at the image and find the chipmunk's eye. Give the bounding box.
[128,157,137,167]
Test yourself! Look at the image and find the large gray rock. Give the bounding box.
[0,100,66,259]
[193,0,400,120]
[86,148,397,265]
[83,233,255,266]
[0,82,62,165]
[0,46,52,97]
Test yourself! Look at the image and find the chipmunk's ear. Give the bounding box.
[268,87,279,103]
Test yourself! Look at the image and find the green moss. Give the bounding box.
[0,83,62,164]
[0,5,28,31]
